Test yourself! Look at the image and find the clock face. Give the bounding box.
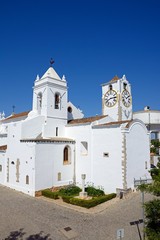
[121,90,131,107]
[104,89,118,107]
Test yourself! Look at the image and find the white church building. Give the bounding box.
[0,65,150,196]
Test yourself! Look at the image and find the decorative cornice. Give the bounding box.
[20,137,75,144]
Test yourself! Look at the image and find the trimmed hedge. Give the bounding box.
[85,186,105,196]
[59,185,81,196]
[61,195,72,203]
[42,189,59,199]
[62,193,116,208]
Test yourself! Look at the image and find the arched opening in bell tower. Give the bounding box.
[55,92,60,109]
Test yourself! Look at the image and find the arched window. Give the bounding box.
[63,146,71,165]
[26,175,29,185]
[123,83,127,90]
[68,106,72,113]
[55,93,60,109]
[37,92,42,113]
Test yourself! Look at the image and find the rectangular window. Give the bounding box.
[0,165,2,172]
[145,161,148,169]
[56,127,58,136]
[26,175,29,184]
[58,172,61,181]
[103,152,109,157]
[81,141,88,155]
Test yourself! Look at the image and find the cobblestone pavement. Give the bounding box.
[0,185,154,240]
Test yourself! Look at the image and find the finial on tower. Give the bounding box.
[62,75,66,81]
[2,111,5,119]
[50,58,55,66]
[35,74,40,81]
[12,105,15,115]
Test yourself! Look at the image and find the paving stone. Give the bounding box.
[0,185,154,240]
[60,227,78,239]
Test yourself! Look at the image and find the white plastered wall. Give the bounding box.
[0,151,5,184]
[92,126,123,193]
[125,122,150,189]
[34,142,75,191]
[65,124,92,187]
[5,122,36,196]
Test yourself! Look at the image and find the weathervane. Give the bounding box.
[50,58,54,66]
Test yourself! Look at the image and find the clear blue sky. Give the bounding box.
[0,0,160,117]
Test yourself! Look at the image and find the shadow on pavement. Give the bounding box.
[4,228,51,240]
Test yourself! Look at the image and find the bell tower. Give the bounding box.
[32,62,68,137]
[102,75,132,121]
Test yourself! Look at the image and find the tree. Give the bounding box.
[144,199,160,240]
[139,159,160,239]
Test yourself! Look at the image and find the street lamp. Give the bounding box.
[130,219,143,240]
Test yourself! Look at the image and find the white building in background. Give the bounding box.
[0,65,150,196]
[133,107,160,140]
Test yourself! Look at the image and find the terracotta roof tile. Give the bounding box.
[68,115,106,125]
[110,75,119,82]
[97,120,132,127]
[0,145,7,151]
[4,111,29,121]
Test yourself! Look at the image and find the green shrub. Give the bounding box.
[42,189,59,199]
[85,186,105,196]
[61,195,73,203]
[63,193,116,208]
[59,185,81,196]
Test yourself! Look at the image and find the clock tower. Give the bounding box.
[102,75,132,121]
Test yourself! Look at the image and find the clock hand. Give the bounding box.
[110,96,117,100]
[105,96,116,103]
